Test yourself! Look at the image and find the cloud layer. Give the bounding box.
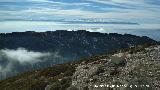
[0,48,50,64]
[0,0,160,23]
[0,0,160,32]
[0,48,61,79]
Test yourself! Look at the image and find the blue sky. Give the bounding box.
[0,0,160,32]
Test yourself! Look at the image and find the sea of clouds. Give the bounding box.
[0,48,63,80]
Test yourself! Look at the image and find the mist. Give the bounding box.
[0,48,63,80]
[0,48,51,64]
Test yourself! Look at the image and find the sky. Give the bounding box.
[0,0,160,33]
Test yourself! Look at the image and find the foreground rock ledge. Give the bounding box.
[69,45,160,90]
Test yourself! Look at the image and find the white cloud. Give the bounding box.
[0,48,64,79]
[0,48,50,64]
[2,6,159,20]
[0,0,160,32]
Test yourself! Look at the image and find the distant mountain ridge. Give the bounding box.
[0,30,158,80]
[0,30,157,52]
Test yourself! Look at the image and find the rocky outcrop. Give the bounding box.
[70,45,160,90]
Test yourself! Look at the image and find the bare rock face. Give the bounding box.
[71,45,160,90]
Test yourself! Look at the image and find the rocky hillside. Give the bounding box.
[0,44,160,90]
[71,45,160,90]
